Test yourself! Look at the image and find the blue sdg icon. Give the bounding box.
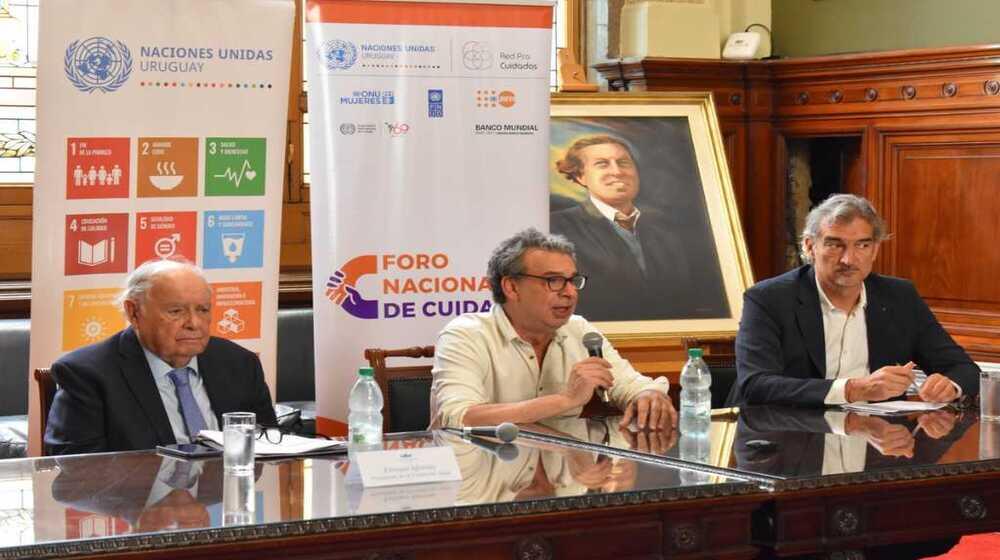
[64,37,132,93]
[321,39,357,70]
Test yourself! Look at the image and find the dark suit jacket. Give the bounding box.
[45,328,277,455]
[734,266,979,406]
[734,405,975,478]
[52,453,225,525]
[550,198,729,321]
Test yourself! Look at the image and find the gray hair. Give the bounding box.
[116,259,207,311]
[800,194,889,263]
[487,228,576,304]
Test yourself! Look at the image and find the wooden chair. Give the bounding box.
[682,337,738,409]
[364,346,435,433]
[34,368,56,455]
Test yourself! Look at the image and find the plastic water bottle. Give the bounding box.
[679,348,712,484]
[679,424,712,485]
[679,348,712,422]
[347,367,383,454]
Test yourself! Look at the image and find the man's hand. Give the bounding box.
[846,414,914,458]
[619,390,677,431]
[137,489,210,531]
[618,423,677,455]
[915,409,959,439]
[562,357,614,408]
[566,451,613,488]
[846,363,916,402]
[918,373,960,403]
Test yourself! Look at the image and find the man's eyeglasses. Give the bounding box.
[255,425,285,444]
[513,273,587,292]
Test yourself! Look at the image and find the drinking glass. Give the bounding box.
[223,412,255,473]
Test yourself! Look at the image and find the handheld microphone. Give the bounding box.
[461,437,520,462]
[582,332,610,402]
[444,422,519,443]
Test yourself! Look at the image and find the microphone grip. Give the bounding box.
[585,346,610,402]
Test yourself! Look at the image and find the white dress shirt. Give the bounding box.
[819,277,870,405]
[822,410,869,474]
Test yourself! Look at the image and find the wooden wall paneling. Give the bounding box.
[0,186,32,317]
[878,129,1000,347]
[745,120,781,279]
[720,125,744,212]
[0,187,32,281]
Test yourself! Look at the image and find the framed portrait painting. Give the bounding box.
[550,92,753,339]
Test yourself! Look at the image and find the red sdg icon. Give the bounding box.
[65,213,128,275]
[135,212,197,266]
[66,138,130,199]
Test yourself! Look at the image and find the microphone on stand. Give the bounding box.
[582,332,610,403]
[461,437,520,462]
[443,422,520,443]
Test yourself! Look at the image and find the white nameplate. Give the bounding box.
[354,446,462,488]
[352,481,462,514]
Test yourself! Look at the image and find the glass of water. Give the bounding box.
[223,471,255,525]
[981,370,1000,422]
[223,412,255,473]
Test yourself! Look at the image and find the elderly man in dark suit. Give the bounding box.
[550,135,728,322]
[735,194,978,407]
[45,259,276,455]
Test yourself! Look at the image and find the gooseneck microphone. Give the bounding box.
[582,332,610,402]
[463,437,520,462]
[444,422,519,443]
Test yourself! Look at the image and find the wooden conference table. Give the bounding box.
[3,406,1000,559]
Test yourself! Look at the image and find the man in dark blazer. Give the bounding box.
[45,260,276,455]
[735,194,978,407]
[52,453,221,530]
[734,405,972,478]
[550,135,728,321]
[733,405,972,560]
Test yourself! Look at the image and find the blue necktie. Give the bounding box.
[168,367,208,440]
[165,459,195,490]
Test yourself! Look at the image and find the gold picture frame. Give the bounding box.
[550,92,753,340]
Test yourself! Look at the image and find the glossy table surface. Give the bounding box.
[0,428,755,558]
[527,406,1000,490]
[6,406,1000,558]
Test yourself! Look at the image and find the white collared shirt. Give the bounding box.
[589,195,641,229]
[822,410,869,474]
[430,304,669,428]
[818,277,870,405]
[142,349,220,443]
[817,276,961,404]
[589,195,647,272]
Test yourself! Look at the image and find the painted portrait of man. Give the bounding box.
[550,117,729,322]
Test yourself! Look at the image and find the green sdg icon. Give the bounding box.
[204,138,266,196]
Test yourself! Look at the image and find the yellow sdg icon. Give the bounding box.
[81,315,109,342]
[63,288,126,351]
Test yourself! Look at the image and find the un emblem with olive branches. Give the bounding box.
[64,37,132,93]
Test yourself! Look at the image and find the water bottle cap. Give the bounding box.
[358,366,374,377]
[688,348,703,358]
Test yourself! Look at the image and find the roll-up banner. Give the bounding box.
[29,0,294,454]
[306,0,553,433]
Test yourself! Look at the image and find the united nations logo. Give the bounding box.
[340,123,357,135]
[64,37,132,93]
[321,39,358,70]
[462,41,492,70]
